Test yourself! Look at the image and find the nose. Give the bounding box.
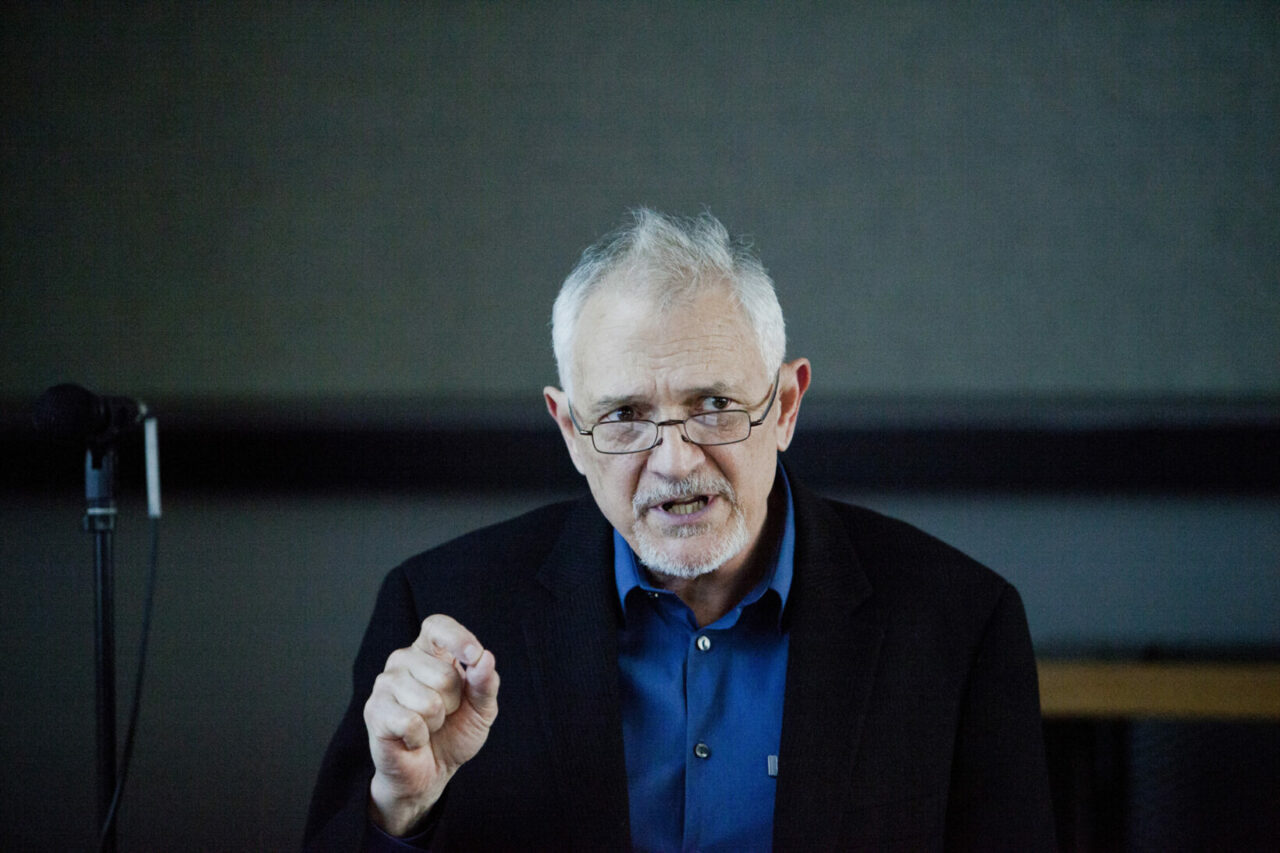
[646,421,704,478]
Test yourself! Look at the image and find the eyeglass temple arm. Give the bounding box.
[748,369,782,427]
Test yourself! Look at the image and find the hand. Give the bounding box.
[363,614,500,836]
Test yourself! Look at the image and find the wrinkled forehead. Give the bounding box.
[570,282,768,407]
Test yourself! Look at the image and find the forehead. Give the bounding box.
[571,282,767,404]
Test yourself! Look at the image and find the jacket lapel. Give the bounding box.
[773,480,884,851]
[516,480,883,851]
[523,498,633,850]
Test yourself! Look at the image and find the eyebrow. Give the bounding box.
[583,382,742,419]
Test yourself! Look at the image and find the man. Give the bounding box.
[305,210,1055,851]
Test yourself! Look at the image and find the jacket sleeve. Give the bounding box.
[944,583,1057,851]
[303,567,423,851]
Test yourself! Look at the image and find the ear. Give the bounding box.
[772,358,811,452]
[544,386,588,476]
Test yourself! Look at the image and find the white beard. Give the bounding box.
[631,474,750,579]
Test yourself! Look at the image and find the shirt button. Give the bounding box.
[694,742,711,759]
[696,635,711,652]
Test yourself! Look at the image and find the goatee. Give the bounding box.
[632,473,750,579]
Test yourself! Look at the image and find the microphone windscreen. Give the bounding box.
[33,383,104,440]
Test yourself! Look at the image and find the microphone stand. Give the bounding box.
[84,443,118,853]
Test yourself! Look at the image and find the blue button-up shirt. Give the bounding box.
[614,470,795,853]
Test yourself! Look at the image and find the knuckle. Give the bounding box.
[421,613,450,638]
[372,670,397,694]
[363,692,388,727]
[384,647,414,670]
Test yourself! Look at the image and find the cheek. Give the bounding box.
[565,436,588,475]
[734,448,777,506]
[583,457,641,515]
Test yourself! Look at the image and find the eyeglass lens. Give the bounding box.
[592,410,752,452]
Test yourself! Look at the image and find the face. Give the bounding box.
[545,280,809,581]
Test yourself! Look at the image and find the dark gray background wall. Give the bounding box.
[3,2,1277,402]
[2,3,1277,850]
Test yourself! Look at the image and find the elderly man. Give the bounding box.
[305,210,1055,851]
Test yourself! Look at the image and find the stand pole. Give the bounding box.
[85,446,118,853]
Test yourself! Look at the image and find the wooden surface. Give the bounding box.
[1038,660,1280,719]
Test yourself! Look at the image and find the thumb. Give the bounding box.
[464,649,500,721]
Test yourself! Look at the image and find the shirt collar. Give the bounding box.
[613,464,796,626]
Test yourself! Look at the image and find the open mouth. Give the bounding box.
[660,496,710,516]
[634,475,733,523]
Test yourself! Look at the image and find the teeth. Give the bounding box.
[665,497,708,516]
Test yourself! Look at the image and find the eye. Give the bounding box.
[699,396,733,412]
[600,406,639,423]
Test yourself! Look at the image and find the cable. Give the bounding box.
[97,516,160,852]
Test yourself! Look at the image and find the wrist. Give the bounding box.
[368,773,444,837]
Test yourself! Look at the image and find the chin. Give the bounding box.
[641,553,722,581]
[636,512,749,580]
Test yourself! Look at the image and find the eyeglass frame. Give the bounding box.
[566,368,782,455]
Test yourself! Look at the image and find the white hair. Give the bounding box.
[551,208,786,400]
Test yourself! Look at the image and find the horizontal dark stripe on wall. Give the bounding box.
[6,422,1277,495]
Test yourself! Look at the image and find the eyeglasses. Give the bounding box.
[568,370,780,455]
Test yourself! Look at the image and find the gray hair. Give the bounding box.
[551,208,786,400]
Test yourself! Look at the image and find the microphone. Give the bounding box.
[33,383,149,444]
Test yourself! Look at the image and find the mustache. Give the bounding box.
[632,473,736,516]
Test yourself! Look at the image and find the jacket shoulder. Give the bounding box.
[795,491,1020,640]
[822,496,1009,588]
[384,495,608,624]
[397,497,584,576]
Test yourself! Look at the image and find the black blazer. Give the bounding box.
[305,477,1055,851]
